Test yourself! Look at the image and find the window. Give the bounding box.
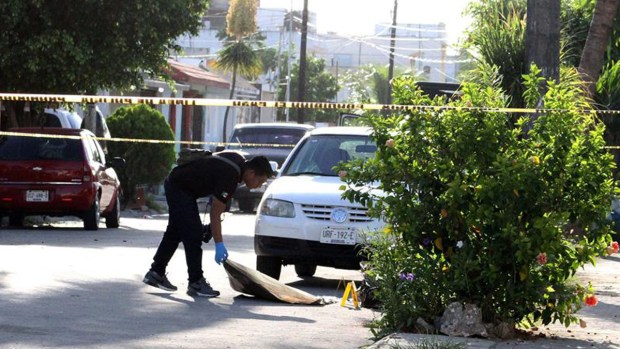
[230,127,308,148]
[284,135,375,176]
[0,135,83,161]
[84,136,103,164]
[43,113,62,127]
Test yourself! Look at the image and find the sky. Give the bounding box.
[259,0,473,45]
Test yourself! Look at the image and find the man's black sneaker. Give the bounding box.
[187,278,220,297]
[143,270,178,291]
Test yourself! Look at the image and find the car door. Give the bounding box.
[84,135,116,211]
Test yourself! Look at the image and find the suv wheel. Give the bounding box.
[105,195,120,228]
[256,255,282,280]
[294,264,317,277]
[83,195,100,231]
[9,213,24,227]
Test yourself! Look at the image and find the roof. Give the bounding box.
[416,82,461,98]
[309,126,372,136]
[233,123,315,130]
[213,70,260,96]
[166,60,230,89]
[9,127,93,136]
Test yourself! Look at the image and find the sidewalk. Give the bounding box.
[369,255,620,349]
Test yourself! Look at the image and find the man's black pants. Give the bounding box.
[150,178,204,283]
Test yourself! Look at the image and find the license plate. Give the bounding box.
[320,226,357,245]
[26,190,49,202]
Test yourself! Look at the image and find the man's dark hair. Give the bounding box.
[244,156,274,177]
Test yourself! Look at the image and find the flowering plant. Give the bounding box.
[536,252,548,265]
[584,294,598,307]
[341,67,617,334]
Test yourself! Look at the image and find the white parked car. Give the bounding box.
[254,127,384,279]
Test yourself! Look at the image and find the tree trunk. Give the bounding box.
[5,101,24,129]
[525,0,561,83]
[223,64,238,143]
[7,103,18,129]
[578,0,620,97]
[523,0,560,134]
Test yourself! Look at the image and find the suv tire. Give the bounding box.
[105,195,120,228]
[9,213,24,227]
[84,195,100,231]
[294,263,317,277]
[256,255,282,280]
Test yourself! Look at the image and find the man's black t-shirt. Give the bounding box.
[168,151,245,202]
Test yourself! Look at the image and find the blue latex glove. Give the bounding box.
[215,242,229,264]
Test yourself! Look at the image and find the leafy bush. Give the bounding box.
[106,104,175,203]
[340,67,617,335]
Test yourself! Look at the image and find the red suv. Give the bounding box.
[0,128,124,230]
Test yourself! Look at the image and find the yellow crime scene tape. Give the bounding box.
[2,92,620,115]
[1,92,620,149]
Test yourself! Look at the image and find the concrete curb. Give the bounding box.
[366,333,495,349]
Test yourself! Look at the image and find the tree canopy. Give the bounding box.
[0,0,208,95]
[226,0,258,39]
[277,56,339,124]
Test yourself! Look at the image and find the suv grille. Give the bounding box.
[301,204,373,222]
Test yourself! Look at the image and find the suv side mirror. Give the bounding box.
[107,157,126,169]
[269,161,279,173]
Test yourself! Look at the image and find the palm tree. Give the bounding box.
[214,40,262,141]
[214,0,263,141]
[579,0,620,97]
[463,0,527,108]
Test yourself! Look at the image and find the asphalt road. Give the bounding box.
[0,210,378,349]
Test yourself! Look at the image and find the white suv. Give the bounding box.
[43,108,82,128]
[254,127,384,279]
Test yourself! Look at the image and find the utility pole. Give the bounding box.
[285,0,293,122]
[297,0,309,124]
[386,0,398,106]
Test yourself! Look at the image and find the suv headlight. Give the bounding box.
[260,198,295,218]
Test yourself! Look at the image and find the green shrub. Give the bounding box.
[340,67,617,335]
[106,104,175,203]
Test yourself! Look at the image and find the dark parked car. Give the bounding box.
[0,128,124,230]
[222,123,314,212]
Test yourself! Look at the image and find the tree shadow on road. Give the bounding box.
[0,279,327,348]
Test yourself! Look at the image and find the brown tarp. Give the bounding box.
[223,259,328,305]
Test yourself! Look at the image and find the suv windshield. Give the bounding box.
[0,135,84,161]
[283,134,376,176]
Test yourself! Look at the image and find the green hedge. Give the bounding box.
[106,104,175,204]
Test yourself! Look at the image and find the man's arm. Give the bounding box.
[210,197,227,243]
